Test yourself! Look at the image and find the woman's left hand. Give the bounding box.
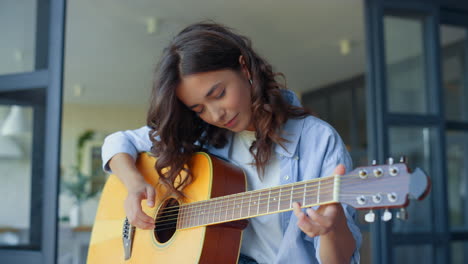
[292,164,347,238]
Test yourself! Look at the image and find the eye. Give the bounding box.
[216,88,225,99]
[195,108,204,115]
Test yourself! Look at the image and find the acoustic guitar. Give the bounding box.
[87,152,430,263]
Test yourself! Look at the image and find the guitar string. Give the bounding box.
[153,174,398,220]
[155,176,357,221]
[154,172,391,214]
[153,179,404,228]
[152,186,405,232]
[153,175,401,223]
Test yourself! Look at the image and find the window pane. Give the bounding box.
[302,95,328,121]
[394,244,433,264]
[329,89,352,146]
[446,131,468,228]
[440,25,468,121]
[384,15,428,114]
[452,241,468,264]
[389,127,433,233]
[0,0,37,75]
[355,86,368,165]
[0,104,37,248]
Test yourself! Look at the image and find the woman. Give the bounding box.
[102,22,361,263]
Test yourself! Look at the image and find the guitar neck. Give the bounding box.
[177,175,340,229]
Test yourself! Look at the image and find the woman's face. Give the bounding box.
[176,68,253,132]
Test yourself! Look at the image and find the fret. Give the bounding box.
[215,199,221,223]
[232,198,236,220]
[212,200,217,224]
[204,202,210,225]
[184,205,192,228]
[266,189,277,213]
[200,203,206,226]
[213,200,218,223]
[203,202,209,226]
[296,184,305,205]
[266,190,271,214]
[303,183,307,206]
[254,192,260,215]
[290,185,294,208]
[235,199,241,220]
[225,197,230,222]
[279,186,292,211]
[196,204,200,227]
[277,188,281,211]
[263,191,268,214]
[248,193,252,217]
[219,197,225,222]
[317,180,321,203]
[241,195,249,218]
[183,206,188,228]
[308,182,318,206]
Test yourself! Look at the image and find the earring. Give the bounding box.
[249,79,253,85]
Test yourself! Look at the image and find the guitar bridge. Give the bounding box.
[122,217,135,260]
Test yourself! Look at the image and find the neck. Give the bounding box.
[176,175,340,229]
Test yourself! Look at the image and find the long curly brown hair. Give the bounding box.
[147,22,309,198]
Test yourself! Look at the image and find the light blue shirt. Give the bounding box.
[101,91,361,264]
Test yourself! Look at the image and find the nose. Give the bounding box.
[206,105,225,125]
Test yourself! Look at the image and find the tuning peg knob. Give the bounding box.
[381,208,392,222]
[396,208,408,220]
[365,210,375,223]
[371,160,377,166]
[387,157,394,165]
[399,156,407,163]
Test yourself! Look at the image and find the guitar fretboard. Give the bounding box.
[176,175,339,229]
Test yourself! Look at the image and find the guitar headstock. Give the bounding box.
[339,158,431,222]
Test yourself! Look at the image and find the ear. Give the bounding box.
[238,55,252,80]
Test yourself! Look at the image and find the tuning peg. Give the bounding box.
[387,157,394,165]
[371,160,377,166]
[381,208,392,222]
[399,156,407,163]
[364,210,375,223]
[396,208,408,220]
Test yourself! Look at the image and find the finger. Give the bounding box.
[292,202,304,218]
[146,186,156,207]
[135,206,155,224]
[133,217,155,230]
[307,208,332,230]
[292,202,310,226]
[293,203,322,234]
[333,164,346,175]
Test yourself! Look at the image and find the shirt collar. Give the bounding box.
[274,117,304,158]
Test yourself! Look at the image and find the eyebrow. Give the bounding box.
[188,82,223,109]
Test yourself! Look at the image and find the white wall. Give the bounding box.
[59,103,146,225]
[0,106,33,229]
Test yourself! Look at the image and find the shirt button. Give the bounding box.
[284,175,290,180]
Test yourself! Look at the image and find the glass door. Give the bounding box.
[365,1,448,263]
[440,10,468,264]
[0,0,65,263]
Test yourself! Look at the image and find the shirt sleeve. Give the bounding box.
[307,132,362,264]
[101,126,153,173]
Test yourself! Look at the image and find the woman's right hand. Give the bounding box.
[124,180,156,230]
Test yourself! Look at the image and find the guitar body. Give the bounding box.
[87,152,247,264]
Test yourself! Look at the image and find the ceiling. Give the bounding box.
[62,0,367,105]
[1,0,464,106]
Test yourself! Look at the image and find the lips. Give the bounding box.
[224,114,238,128]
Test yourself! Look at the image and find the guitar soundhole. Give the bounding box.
[154,198,179,243]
